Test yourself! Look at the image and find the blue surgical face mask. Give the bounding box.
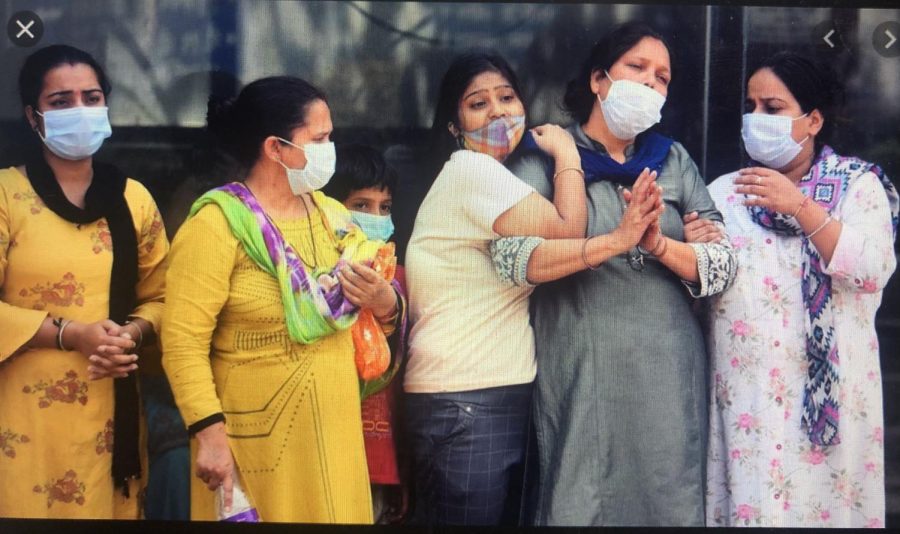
[36,106,112,160]
[351,210,394,241]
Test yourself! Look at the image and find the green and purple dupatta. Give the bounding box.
[189,182,368,344]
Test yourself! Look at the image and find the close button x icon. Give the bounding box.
[7,11,44,47]
[17,19,35,39]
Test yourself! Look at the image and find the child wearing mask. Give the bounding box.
[322,143,408,524]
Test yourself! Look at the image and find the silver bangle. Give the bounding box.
[581,236,601,271]
[57,319,72,351]
[553,167,585,181]
[124,320,143,349]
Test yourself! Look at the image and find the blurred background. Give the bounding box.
[1,0,898,525]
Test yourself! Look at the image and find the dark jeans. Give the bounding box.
[404,382,533,526]
[144,446,190,520]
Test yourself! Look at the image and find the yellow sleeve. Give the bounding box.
[125,179,169,333]
[161,204,235,427]
[0,172,47,361]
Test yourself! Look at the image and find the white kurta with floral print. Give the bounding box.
[705,170,896,528]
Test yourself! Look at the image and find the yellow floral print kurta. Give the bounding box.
[162,191,379,523]
[0,166,168,518]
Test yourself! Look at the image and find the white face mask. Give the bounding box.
[598,71,666,140]
[741,113,810,170]
[275,138,336,195]
[36,106,112,160]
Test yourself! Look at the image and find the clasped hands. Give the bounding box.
[68,319,140,381]
[616,168,667,254]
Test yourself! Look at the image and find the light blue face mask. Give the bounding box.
[351,210,394,241]
[36,106,112,160]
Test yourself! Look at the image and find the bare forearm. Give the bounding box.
[25,317,89,352]
[794,201,841,264]
[550,157,589,238]
[22,316,59,352]
[125,317,154,348]
[526,233,626,284]
[656,238,699,283]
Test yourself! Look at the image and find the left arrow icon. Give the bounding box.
[823,29,836,48]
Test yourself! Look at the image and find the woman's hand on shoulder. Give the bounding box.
[529,124,580,168]
[735,167,806,215]
[683,211,724,243]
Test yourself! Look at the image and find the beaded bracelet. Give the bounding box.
[553,167,585,182]
[806,215,833,239]
[581,236,601,271]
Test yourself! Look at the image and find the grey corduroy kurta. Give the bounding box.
[508,124,731,527]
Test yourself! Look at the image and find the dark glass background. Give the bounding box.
[1,0,898,524]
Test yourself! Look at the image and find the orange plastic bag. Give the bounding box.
[352,243,397,380]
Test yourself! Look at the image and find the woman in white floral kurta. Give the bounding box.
[705,52,898,528]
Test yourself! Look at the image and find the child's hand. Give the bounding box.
[338,263,397,320]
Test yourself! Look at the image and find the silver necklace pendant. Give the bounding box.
[628,249,645,271]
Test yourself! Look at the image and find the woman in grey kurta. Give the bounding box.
[494,23,737,526]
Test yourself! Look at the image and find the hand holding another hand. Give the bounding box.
[64,319,139,380]
[683,211,724,244]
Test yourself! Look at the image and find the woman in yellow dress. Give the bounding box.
[162,76,399,523]
[0,45,167,518]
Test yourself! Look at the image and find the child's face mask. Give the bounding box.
[351,211,394,241]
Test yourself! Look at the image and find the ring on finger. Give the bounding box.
[756,176,762,185]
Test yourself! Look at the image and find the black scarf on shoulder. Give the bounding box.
[24,154,141,497]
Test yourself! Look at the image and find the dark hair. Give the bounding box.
[563,22,670,124]
[18,44,112,109]
[321,143,398,201]
[206,76,327,170]
[749,52,844,153]
[426,51,525,178]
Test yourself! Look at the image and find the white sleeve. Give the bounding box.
[822,171,897,293]
[448,151,535,236]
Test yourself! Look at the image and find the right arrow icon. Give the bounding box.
[873,22,900,58]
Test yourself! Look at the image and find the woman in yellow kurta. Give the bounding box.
[0,45,167,518]
[162,76,399,523]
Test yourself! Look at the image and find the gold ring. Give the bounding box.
[756,176,762,185]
